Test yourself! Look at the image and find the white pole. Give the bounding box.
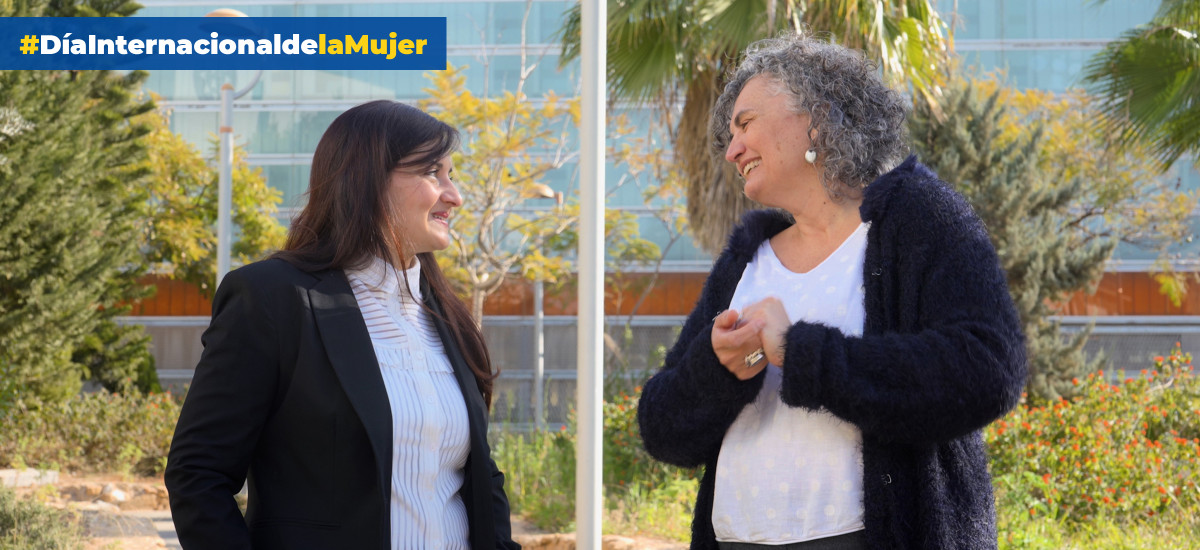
[576,0,605,547]
[205,8,259,288]
[216,83,234,287]
[533,275,545,430]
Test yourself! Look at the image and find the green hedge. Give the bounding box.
[492,388,698,539]
[0,390,181,476]
[497,345,1200,546]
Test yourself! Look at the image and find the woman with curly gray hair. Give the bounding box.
[637,33,1027,550]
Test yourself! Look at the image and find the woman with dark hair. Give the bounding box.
[637,33,1027,550]
[166,100,521,550]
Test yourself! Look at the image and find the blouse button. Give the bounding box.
[881,474,893,485]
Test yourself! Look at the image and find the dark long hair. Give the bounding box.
[273,100,496,407]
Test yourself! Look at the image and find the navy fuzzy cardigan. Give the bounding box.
[638,157,1027,550]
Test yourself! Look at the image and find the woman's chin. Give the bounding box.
[742,182,773,207]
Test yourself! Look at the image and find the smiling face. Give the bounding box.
[387,152,462,266]
[723,76,818,208]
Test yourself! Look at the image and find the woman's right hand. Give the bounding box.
[711,309,768,380]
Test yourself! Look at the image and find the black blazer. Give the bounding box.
[165,258,519,550]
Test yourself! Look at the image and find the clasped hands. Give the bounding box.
[711,296,790,380]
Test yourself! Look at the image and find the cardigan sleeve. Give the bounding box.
[637,257,765,468]
[777,182,1027,445]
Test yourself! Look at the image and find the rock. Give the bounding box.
[513,533,675,550]
[100,483,128,504]
[70,500,122,514]
[0,468,59,488]
[601,535,637,550]
[78,508,158,538]
[514,533,576,550]
[124,491,161,510]
[58,483,102,502]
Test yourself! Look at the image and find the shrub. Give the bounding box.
[602,389,698,539]
[0,390,181,476]
[603,388,698,492]
[491,425,576,532]
[0,485,82,548]
[493,389,698,538]
[987,343,1199,528]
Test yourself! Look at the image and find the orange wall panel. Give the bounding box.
[1052,272,1200,316]
[131,275,212,316]
[130,270,1200,319]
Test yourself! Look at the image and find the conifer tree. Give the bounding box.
[909,80,1113,401]
[135,104,286,299]
[0,0,157,399]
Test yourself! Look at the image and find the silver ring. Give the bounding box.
[744,348,765,368]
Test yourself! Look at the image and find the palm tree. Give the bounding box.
[1081,0,1200,172]
[560,0,950,252]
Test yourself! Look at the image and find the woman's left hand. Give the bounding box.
[740,296,790,366]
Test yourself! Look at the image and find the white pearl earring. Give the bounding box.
[804,149,817,164]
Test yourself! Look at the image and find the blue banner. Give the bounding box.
[0,17,447,70]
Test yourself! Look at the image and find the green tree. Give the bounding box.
[420,64,580,322]
[421,65,660,322]
[598,107,692,395]
[135,104,286,297]
[1082,0,1200,172]
[0,0,158,400]
[976,79,1197,306]
[560,0,950,252]
[909,78,1118,401]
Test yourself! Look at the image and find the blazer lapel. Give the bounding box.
[420,278,488,423]
[308,270,393,504]
[421,277,496,550]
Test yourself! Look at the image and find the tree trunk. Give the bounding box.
[678,69,762,254]
[471,289,485,329]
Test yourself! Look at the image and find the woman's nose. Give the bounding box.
[724,135,745,164]
[441,177,463,207]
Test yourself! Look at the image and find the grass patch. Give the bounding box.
[0,486,83,549]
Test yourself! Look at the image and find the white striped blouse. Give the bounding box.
[345,256,471,550]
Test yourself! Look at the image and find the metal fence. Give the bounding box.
[120,314,1200,428]
[484,316,684,428]
[1057,316,1200,374]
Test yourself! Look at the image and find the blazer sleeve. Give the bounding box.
[165,266,281,549]
[489,454,521,549]
[777,186,1027,445]
[636,256,765,468]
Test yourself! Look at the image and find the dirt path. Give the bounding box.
[13,473,686,549]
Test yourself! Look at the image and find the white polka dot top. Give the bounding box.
[713,222,869,544]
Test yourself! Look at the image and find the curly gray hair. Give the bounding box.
[711,33,909,199]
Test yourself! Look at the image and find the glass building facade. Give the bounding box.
[136,0,711,268]
[131,1,1199,421]
[136,0,1197,270]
